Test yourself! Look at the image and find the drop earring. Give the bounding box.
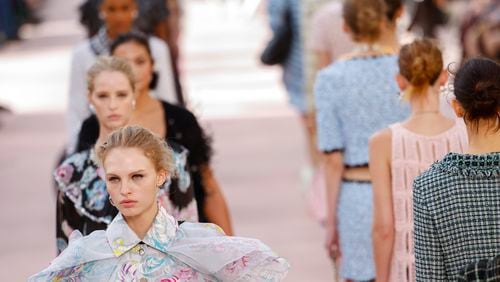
[109,196,115,207]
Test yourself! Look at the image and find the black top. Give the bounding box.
[76,101,213,222]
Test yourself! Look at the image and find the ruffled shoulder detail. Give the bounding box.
[433,152,500,178]
[167,222,290,281]
[28,230,115,281]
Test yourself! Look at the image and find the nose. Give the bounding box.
[109,96,119,110]
[119,180,132,196]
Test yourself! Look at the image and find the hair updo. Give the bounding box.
[398,39,443,98]
[343,0,387,43]
[453,58,500,130]
[96,125,175,175]
[87,56,135,93]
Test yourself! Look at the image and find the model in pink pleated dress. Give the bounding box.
[370,39,468,282]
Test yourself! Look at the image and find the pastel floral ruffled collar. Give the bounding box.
[435,152,500,178]
[106,206,178,257]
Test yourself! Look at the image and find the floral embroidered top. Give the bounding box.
[29,207,290,281]
[55,141,198,253]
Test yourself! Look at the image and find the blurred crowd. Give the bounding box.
[5,0,499,280]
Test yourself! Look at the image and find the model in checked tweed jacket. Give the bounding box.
[413,58,500,281]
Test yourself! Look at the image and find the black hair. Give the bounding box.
[110,31,159,90]
[453,58,500,131]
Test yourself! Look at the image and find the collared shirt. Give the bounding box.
[30,207,290,281]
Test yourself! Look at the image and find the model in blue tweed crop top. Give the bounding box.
[315,55,410,166]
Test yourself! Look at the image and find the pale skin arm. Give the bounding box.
[323,151,344,260]
[201,165,234,236]
[315,50,332,70]
[369,128,394,282]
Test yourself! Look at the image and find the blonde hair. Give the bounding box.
[343,0,387,43]
[398,39,443,99]
[96,125,174,175]
[87,56,136,93]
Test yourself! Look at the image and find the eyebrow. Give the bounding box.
[129,169,146,175]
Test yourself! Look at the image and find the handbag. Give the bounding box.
[260,7,293,66]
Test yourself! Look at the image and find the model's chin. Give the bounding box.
[105,119,127,131]
[118,207,141,218]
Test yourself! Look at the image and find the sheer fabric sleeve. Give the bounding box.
[314,69,344,153]
[413,177,447,281]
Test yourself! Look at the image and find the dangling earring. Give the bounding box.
[109,196,116,207]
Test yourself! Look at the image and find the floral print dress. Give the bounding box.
[30,207,289,281]
[55,141,198,253]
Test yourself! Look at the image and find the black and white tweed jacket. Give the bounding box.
[413,152,500,281]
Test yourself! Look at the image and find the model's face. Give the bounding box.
[113,42,153,94]
[104,147,167,219]
[100,0,137,36]
[88,71,134,131]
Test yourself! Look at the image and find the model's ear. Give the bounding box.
[156,169,168,187]
[451,98,465,118]
[395,74,409,91]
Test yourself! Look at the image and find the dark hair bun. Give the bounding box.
[454,58,500,122]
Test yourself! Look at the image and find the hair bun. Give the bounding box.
[471,82,500,114]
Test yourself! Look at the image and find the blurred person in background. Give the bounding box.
[370,39,467,282]
[314,0,410,279]
[408,0,448,38]
[77,32,234,235]
[66,0,177,154]
[0,0,42,43]
[413,58,500,280]
[306,0,404,225]
[460,0,499,62]
[79,0,186,105]
[55,56,197,253]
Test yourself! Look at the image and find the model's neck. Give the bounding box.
[409,85,441,116]
[106,29,119,41]
[467,125,500,155]
[135,89,156,112]
[125,203,158,240]
[379,23,399,52]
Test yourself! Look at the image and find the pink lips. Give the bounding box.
[108,114,121,121]
[119,199,137,208]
